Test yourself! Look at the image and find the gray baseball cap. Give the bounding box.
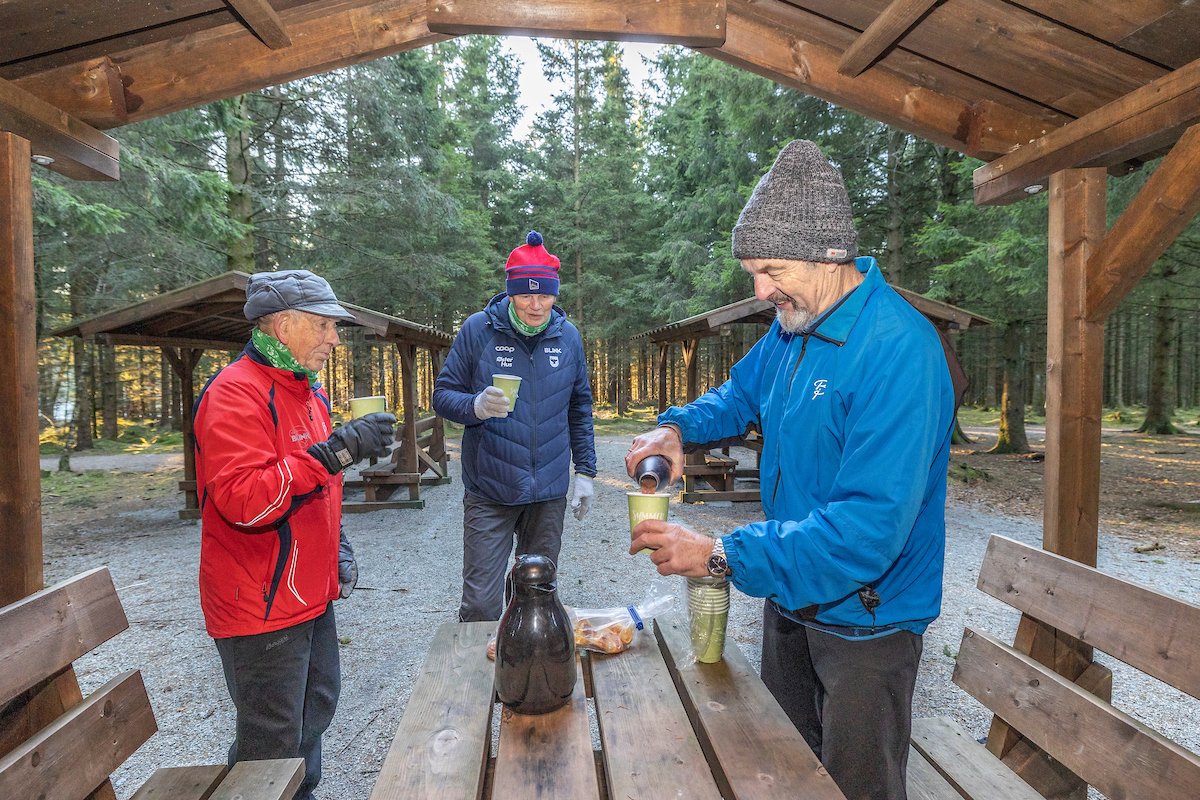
[243,270,356,322]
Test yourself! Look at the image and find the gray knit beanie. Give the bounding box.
[731,140,858,263]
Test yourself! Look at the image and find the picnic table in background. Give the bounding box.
[368,619,847,799]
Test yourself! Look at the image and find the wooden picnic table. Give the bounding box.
[369,618,847,799]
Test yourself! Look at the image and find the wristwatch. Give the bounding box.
[706,537,731,578]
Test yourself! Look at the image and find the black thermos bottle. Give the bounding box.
[494,554,577,715]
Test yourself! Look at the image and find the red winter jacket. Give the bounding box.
[194,344,342,638]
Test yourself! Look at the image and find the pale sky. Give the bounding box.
[504,37,662,138]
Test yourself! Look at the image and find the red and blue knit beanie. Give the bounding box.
[505,231,560,296]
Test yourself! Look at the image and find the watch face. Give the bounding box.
[706,555,729,577]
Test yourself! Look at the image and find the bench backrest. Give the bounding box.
[0,567,158,800]
[955,535,1200,800]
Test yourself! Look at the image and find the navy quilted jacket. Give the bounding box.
[433,293,597,505]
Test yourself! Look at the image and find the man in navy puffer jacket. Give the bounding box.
[433,231,597,622]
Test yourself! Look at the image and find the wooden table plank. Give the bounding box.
[590,628,722,799]
[370,622,495,800]
[130,765,227,800]
[906,746,968,800]
[656,619,847,800]
[491,663,599,799]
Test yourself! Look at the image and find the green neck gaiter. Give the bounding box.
[252,327,319,386]
[508,301,551,337]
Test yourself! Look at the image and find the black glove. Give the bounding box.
[308,412,396,474]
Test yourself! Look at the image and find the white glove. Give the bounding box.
[473,386,509,420]
[570,474,595,521]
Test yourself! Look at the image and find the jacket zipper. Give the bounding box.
[772,335,810,505]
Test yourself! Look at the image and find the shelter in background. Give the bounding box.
[51,271,454,516]
[636,290,989,502]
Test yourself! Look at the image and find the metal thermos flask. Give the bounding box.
[635,455,673,493]
[494,554,577,715]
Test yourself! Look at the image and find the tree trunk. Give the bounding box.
[226,94,255,272]
[989,322,1031,454]
[159,349,172,427]
[572,42,584,329]
[100,343,118,439]
[1139,289,1180,434]
[885,128,906,287]
[69,274,94,449]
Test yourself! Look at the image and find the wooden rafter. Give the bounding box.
[427,0,726,46]
[6,57,130,129]
[711,0,1052,160]
[1085,124,1200,323]
[974,55,1200,206]
[0,76,118,181]
[837,0,940,78]
[13,0,448,130]
[224,0,292,49]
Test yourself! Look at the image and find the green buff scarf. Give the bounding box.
[252,327,320,386]
[508,302,551,337]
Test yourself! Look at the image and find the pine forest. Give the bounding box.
[36,38,1200,454]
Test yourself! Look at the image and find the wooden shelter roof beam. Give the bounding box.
[0,76,118,181]
[224,0,293,49]
[426,0,726,46]
[97,333,242,352]
[974,56,1200,206]
[8,58,130,130]
[710,0,1053,160]
[837,0,940,79]
[13,0,449,129]
[1084,124,1200,323]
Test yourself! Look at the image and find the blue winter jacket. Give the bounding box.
[660,258,954,635]
[433,293,597,505]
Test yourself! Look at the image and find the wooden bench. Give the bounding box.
[0,567,304,800]
[908,534,1200,799]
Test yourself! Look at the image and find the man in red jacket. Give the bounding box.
[194,270,394,800]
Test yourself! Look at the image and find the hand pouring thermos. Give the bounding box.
[494,554,576,715]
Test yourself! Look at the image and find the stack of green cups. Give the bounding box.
[687,575,729,663]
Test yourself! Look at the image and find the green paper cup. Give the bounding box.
[492,374,522,411]
[690,609,728,663]
[349,395,386,419]
[627,492,670,555]
[688,576,729,663]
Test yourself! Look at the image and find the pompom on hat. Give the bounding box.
[732,140,858,264]
[505,231,561,296]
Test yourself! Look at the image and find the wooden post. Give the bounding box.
[682,337,700,402]
[429,346,448,473]
[0,132,118,800]
[163,346,203,515]
[0,132,39,607]
[986,167,1109,800]
[398,342,419,501]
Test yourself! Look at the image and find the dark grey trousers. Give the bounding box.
[459,491,567,622]
[760,600,922,800]
[214,603,340,800]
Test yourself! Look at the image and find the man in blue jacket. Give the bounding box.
[434,231,598,622]
[625,141,955,800]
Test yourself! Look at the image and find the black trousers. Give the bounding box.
[214,603,340,800]
[760,600,922,800]
[458,491,567,622]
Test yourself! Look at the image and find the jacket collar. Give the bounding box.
[243,341,321,393]
[485,292,566,338]
[802,256,882,345]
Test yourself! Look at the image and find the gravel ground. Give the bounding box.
[47,435,1200,799]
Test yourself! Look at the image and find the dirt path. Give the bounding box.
[42,436,1200,799]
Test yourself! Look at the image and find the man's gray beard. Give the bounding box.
[777,306,814,334]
